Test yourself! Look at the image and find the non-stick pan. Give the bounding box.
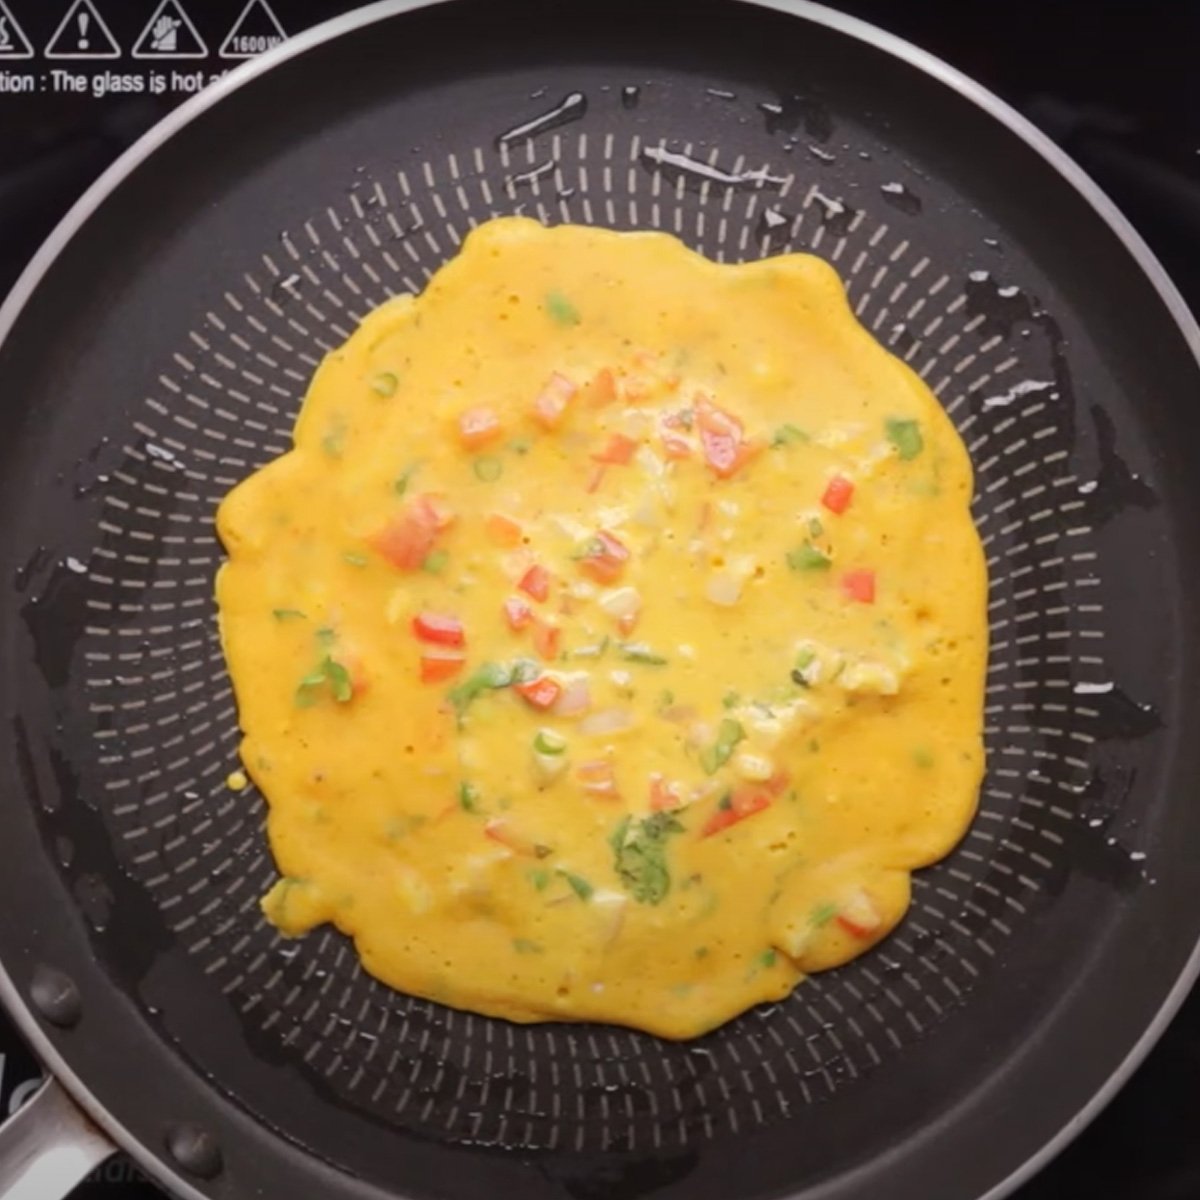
[1,2,1198,1198]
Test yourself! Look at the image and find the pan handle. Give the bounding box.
[0,1077,115,1200]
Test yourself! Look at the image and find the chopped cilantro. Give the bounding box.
[722,691,740,709]
[459,782,481,813]
[611,812,684,905]
[885,417,923,460]
[508,436,533,455]
[559,869,594,901]
[545,291,581,326]
[759,948,778,968]
[422,549,449,573]
[528,868,551,891]
[296,655,353,706]
[811,902,838,927]
[272,608,306,621]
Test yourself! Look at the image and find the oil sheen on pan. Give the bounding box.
[215,217,988,1039]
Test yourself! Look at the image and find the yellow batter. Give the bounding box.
[215,217,987,1039]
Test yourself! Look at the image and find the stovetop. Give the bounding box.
[1,1,1198,1196]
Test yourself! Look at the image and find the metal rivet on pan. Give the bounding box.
[165,1124,224,1179]
[29,964,82,1029]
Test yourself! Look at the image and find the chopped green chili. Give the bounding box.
[771,423,809,447]
[621,643,668,665]
[885,417,923,460]
[700,719,745,775]
[533,729,567,756]
[371,372,399,397]
[787,542,831,571]
[394,462,419,495]
[459,782,481,813]
[473,455,503,482]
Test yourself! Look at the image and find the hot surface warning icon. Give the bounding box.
[45,0,121,59]
[132,0,207,59]
[219,0,286,60]
[0,2,34,59]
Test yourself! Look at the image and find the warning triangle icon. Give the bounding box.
[45,0,121,59]
[133,0,208,59]
[0,1,34,59]
[219,0,287,60]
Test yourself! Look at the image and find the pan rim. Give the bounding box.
[0,1,1197,1198]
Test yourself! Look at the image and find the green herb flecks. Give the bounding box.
[512,938,543,954]
[459,782,482,813]
[422,549,449,573]
[559,869,594,901]
[621,643,668,666]
[295,655,354,706]
[371,371,399,398]
[771,423,809,448]
[759,948,778,968]
[811,901,838,928]
[393,462,420,495]
[787,542,831,572]
[722,691,740,710]
[528,868,551,891]
[473,455,503,482]
[610,811,685,905]
[885,417,923,461]
[272,608,307,621]
[545,290,581,327]
[699,718,745,775]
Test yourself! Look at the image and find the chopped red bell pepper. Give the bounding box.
[486,513,523,547]
[514,676,562,709]
[649,774,682,811]
[532,372,577,430]
[412,611,465,647]
[836,914,876,938]
[419,653,465,683]
[458,405,503,449]
[503,597,533,631]
[695,395,759,478]
[593,433,637,465]
[518,564,551,602]
[841,568,876,604]
[579,530,629,584]
[700,786,773,837]
[821,474,854,515]
[532,619,561,661]
[585,367,618,407]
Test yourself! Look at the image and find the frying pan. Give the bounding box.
[1,1,1198,1198]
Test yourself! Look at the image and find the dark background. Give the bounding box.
[0,1,1198,1196]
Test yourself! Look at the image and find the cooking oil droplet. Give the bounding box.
[496,91,588,146]
[880,181,922,215]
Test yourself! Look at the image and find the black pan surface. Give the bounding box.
[1,2,1199,1199]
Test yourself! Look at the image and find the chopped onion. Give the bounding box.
[553,676,592,716]
[580,708,633,736]
[706,571,744,606]
[599,586,641,621]
[534,751,568,781]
